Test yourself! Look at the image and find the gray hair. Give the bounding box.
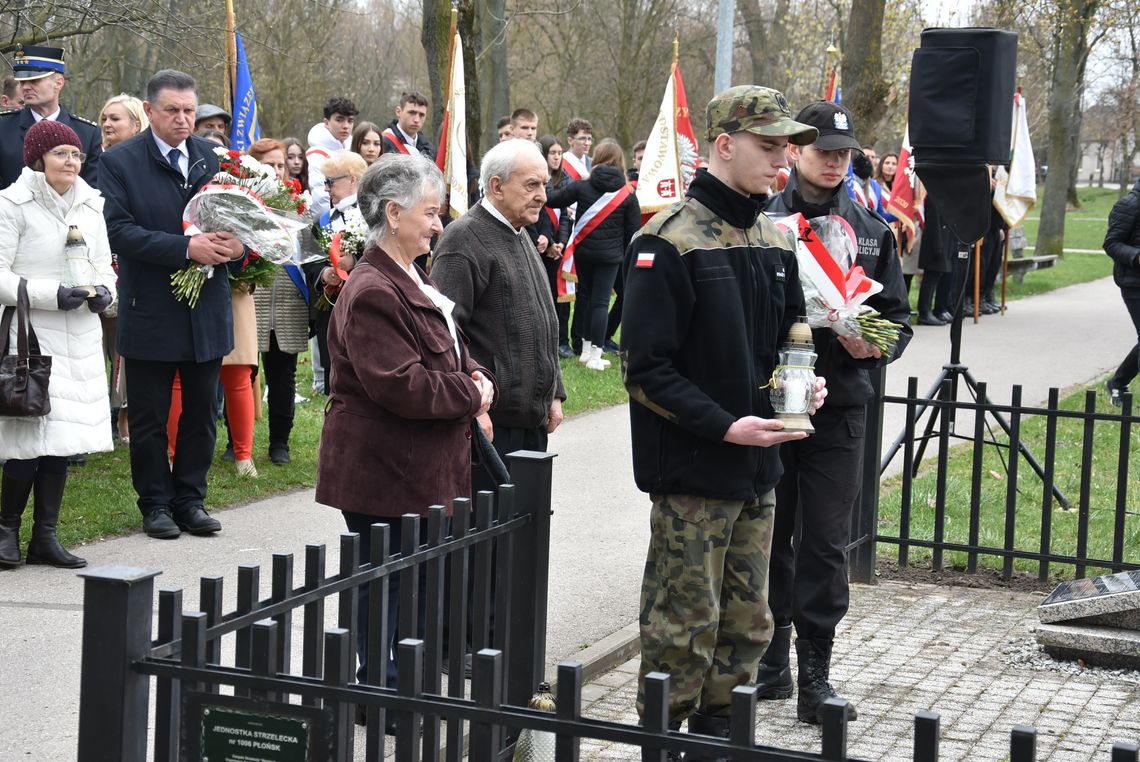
[147,69,197,102]
[358,153,445,248]
[480,138,544,191]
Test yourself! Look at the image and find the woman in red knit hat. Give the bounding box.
[0,119,116,570]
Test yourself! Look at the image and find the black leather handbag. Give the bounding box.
[0,278,52,417]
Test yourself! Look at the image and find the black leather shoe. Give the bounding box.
[917,312,946,326]
[981,300,1001,315]
[755,625,794,700]
[557,343,574,359]
[143,508,181,539]
[936,310,954,323]
[603,339,620,354]
[221,443,235,463]
[174,505,221,535]
[269,445,291,465]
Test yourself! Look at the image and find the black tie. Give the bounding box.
[167,148,182,176]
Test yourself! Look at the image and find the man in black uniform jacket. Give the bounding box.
[761,100,913,724]
[0,45,101,189]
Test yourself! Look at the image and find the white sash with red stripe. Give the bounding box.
[557,184,632,302]
[562,152,588,181]
[382,128,412,155]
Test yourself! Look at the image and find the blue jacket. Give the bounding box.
[101,130,244,362]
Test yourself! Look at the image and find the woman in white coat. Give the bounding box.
[0,121,116,570]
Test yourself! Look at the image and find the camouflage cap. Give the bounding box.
[706,85,818,145]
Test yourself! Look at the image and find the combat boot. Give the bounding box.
[0,471,34,568]
[755,624,794,700]
[795,638,857,725]
[684,711,730,762]
[24,471,86,569]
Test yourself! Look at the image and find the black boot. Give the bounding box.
[0,472,33,568]
[755,624,794,700]
[25,471,86,569]
[795,638,857,725]
[684,712,730,762]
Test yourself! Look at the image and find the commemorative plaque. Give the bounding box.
[1036,569,1140,669]
[183,692,333,761]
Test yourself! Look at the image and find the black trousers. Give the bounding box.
[314,309,332,394]
[1111,287,1140,389]
[343,511,429,687]
[769,405,865,640]
[125,357,221,516]
[575,259,620,347]
[261,331,298,448]
[606,266,624,343]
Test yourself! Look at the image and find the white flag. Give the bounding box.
[993,92,1036,227]
[439,30,468,218]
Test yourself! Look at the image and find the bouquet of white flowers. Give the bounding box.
[173,148,314,306]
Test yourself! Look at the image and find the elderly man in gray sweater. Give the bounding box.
[431,139,566,474]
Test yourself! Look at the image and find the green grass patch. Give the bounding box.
[876,378,1140,580]
[1023,185,1123,251]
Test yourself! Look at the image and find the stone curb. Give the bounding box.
[549,622,640,690]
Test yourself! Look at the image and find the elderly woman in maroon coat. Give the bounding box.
[315,153,494,718]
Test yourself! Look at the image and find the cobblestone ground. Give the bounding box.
[571,580,1140,761]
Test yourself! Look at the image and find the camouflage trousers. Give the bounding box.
[636,491,776,724]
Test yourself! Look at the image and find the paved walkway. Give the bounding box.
[0,276,1136,760]
[573,580,1140,761]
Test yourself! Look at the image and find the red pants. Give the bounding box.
[168,365,255,461]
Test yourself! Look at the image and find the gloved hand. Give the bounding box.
[56,285,89,311]
[87,286,113,313]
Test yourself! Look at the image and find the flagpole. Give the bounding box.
[824,44,837,98]
[225,0,237,112]
[671,32,682,190]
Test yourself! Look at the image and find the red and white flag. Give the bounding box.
[434,25,467,218]
[636,60,700,215]
[886,126,918,233]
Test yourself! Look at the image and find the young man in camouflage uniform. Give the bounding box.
[621,86,824,757]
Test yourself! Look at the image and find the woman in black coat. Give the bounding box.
[537,135,574,357]
[545,138,640,370]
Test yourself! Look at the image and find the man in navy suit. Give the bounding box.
[101,69,247,539]
[0,45,101,189]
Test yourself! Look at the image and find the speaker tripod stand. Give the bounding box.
[880,239,1071,509]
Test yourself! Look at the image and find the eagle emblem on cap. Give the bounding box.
[833,112,849,130]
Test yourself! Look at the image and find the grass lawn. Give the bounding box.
[876,377,1140,580]
[45,339,628,549]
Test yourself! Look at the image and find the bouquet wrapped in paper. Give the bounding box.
[774,212,900,355]
[173,149,314,306]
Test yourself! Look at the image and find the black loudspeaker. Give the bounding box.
[909,27,1018,242]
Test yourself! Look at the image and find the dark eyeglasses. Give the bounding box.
[324,174,349,188]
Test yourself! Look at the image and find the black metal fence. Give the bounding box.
[852,369,1140,583]
[76,450,554,762]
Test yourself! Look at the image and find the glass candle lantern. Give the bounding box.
[769,320,818,434]
[63,225,98,297]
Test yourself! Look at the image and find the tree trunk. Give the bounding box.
[841,0,889,142]
[459,1,481,161]
[481,0,510,151]
[421,0,451,139]
[1037,0,1099,257]
[738,0,790,92]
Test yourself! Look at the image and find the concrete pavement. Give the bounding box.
[0,275,1135,760]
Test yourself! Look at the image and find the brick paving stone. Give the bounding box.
[572,579,1140,761]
